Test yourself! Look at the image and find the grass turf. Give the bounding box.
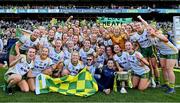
[0,68,180,102]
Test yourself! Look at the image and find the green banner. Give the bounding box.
[97,17,132,28]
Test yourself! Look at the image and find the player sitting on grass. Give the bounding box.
[4,47,36,95]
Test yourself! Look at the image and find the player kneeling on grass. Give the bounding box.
[27,47,55,92]
[61,51,84,76]
[96,59,116,95]
[48,39,64,77]
[4,47,36,95]
[113,44,132,93]
[125,41,150,91]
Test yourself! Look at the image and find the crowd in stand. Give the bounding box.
[0,19,174,49]
[0,4,179,9]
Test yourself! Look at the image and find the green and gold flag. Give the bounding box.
[50,18,58,26]
[15,28,22,38]
[35,68,98,97]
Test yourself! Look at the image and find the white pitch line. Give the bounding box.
[175,85,180,88]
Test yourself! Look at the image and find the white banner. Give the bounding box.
[173,16,180,49]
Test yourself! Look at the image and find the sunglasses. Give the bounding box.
[87,59,92,61]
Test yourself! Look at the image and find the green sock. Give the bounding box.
[168,83,175,89]
[7,80,14,88]
[164,80,169,85]
[7,83,12,88]
[155,77,160,82]
[128,78,133,88]
[149,72,153,78]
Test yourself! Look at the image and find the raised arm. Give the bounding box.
[15,42,23,57]
[137,15,149,27]
[65,16,73,25]
[21,29,32,36]
[149,28,168,43]
[9,55,22,68]
[153,32,169,43]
